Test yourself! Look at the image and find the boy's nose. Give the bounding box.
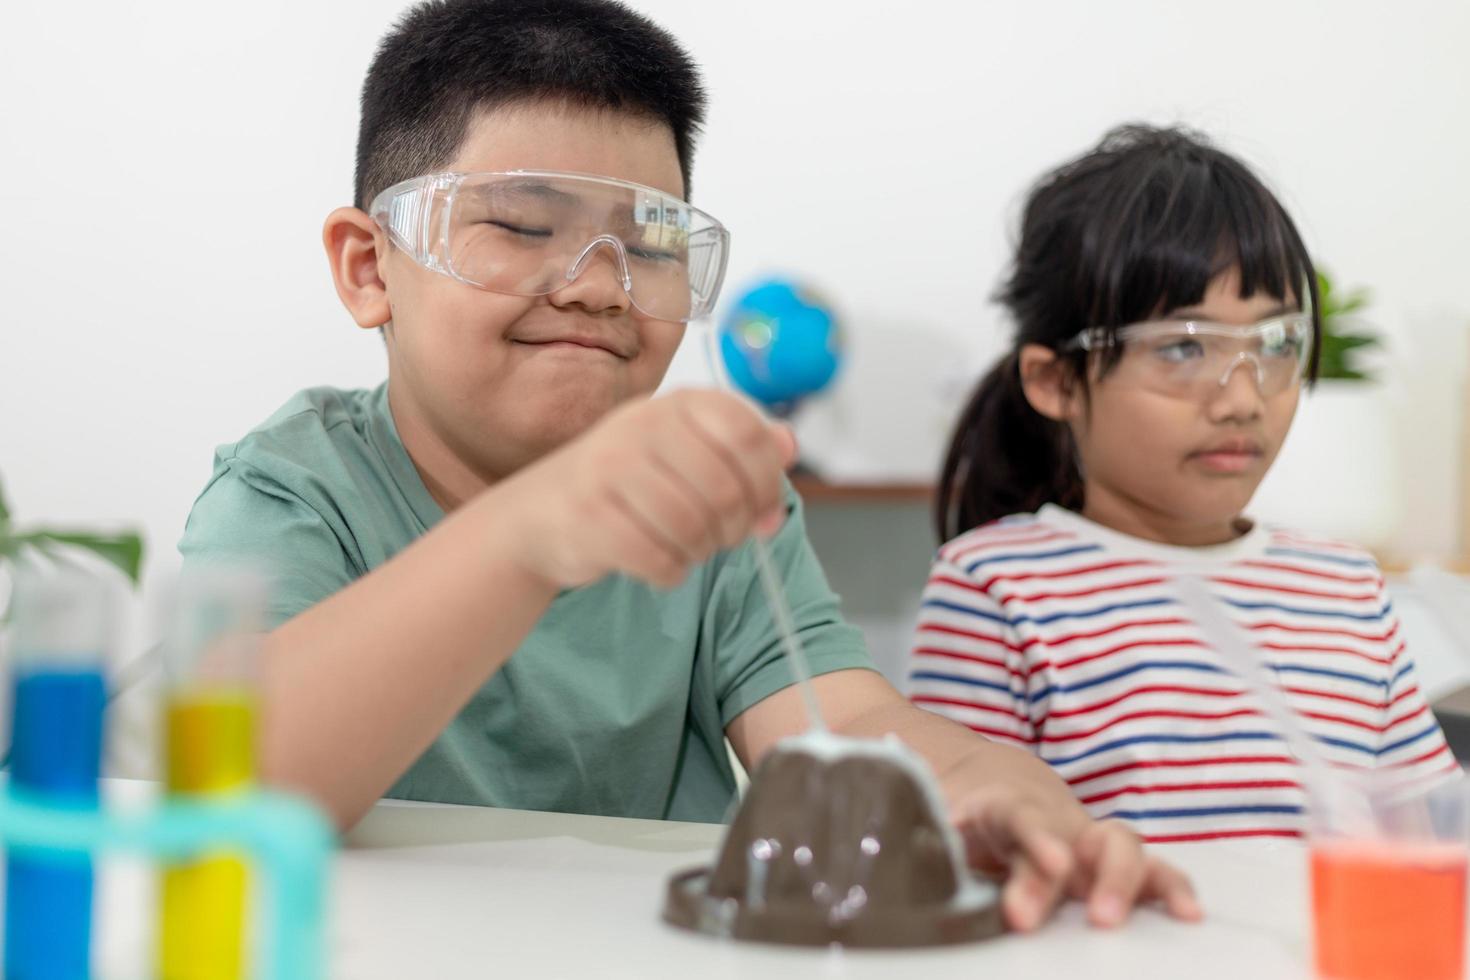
[551,236,635,314]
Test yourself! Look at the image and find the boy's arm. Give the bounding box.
[258,491,560,827]
[725,669,1201,931]
[253,390,795,830]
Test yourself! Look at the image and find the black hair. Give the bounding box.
[354,0,707,210]
[935,124,1321,542]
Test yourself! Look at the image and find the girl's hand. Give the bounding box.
[950,786,1203,931]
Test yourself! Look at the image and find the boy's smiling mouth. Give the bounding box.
[510,326,635,360]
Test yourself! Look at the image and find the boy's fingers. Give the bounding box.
[573,391,792,581]
[1079,823,1147,928]
[602,486,693,589]
[675,395,786,525]
[614,458,719,564]
[748,422,794,538]
[771,422,798,469]
[648,418,758,549]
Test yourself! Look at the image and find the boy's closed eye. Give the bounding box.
[486,219,554,238]
[625,243,681,262]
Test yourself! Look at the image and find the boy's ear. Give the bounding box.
[323,207,392,329]
[1018,343,1081,423]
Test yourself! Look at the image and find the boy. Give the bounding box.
[179,0,1198,930]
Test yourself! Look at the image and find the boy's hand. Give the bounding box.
[950,786,1203,931]
[497,390,795,590]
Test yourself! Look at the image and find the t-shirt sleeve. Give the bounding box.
[906,555,1037,747]
[177,457,357,629]
[705,486,877,727]
[1376,582,1459,784]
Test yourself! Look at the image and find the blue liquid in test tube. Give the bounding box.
[3,567,113,980]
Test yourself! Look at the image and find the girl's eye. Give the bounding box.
[1261,332,1305,360]
[1153,338,1206,363]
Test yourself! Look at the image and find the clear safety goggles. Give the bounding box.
[1069,312,1314,399]
[369,170,730,322]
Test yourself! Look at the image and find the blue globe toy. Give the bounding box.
[718,279,844,415]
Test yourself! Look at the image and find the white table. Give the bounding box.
[81,785,1314,979]
[330,802,1312,979]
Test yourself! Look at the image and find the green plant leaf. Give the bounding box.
[12,529,145,585]
[0,472,10,530]
[1314,267,1380,383]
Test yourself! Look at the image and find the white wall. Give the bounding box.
[3,0,1468,638]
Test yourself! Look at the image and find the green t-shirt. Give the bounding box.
[178,384,874,822]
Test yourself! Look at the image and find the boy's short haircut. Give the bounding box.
[354,0,707,211]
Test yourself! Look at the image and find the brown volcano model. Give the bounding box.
[663,735,1005,947]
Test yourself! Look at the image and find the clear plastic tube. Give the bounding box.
[4,563,115,980]
[157,567,266,980]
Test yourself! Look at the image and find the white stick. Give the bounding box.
[751,536,827,733]
[700,323,828,734]
[1173,573,1370,836]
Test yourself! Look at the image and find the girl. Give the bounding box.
[908,125,1457,844]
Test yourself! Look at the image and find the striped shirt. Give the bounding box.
[907,504,1459,844]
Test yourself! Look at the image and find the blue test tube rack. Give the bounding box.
[0,788,333,980]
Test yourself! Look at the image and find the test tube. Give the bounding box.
[4,564,115,980]
[156,568,265,980]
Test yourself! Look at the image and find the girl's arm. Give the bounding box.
[906,555,1038,748]
[1374,576,1458,784]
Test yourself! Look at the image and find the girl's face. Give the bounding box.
[1024,267,1303,546]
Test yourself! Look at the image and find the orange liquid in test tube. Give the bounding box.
[1311,840,1467,980]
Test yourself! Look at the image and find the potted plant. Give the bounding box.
[0,475,144,602]
[1313,271,1382,381]
[1250,270,1401,550]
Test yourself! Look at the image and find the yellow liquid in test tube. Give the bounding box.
[159,688,257,980]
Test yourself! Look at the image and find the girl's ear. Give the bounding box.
[1018,344,1083,423]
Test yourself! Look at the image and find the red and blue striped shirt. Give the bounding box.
[907,505,1459,843]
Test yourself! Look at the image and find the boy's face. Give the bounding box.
[379,103,689,484]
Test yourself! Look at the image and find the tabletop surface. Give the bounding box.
[67,785,1312,978]
[328,800,1310,979]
